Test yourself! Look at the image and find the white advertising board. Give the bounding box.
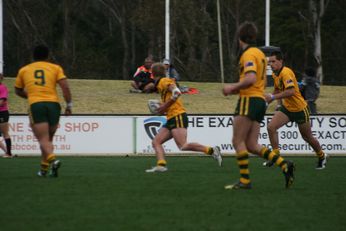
[10,115,133,155]
[136,115,346,155]
[8,115,346,155]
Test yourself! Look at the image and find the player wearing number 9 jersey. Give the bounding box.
[14,45,72,177]
[15,61,66,105]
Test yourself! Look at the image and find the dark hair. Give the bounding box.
[238,21,258,44]
[270,50,284,61]
[33,45,49,61]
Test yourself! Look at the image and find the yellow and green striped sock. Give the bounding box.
[236,151,250,185]
[40,161,49,173]
[267,150,287,171]
[47,154,56,164]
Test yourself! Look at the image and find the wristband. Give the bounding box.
[271,94,275,100]
[66,102,73,108]
[171,87,181,100]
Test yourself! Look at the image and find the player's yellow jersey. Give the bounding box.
[273,66,307,112]
[156,77,186,119]
[239,47,267,99]
[15,61,66,106]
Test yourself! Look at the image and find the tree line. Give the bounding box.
[3,0,345,85]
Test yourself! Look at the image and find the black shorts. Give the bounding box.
[29,102,61,125]
[0,110,10,123]
[279,105,310,124]
[163,113,189,130]
[234,97,266,123]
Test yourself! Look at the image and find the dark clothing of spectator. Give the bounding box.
[133,65,154,91]
[166,66,180,81]
[301,69,320,114]
[130,56,156,93]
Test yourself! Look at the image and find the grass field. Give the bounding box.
[1,156,345,231]
[4,78,346,114]
[3,78,346,230]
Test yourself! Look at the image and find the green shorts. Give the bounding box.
[29,102,61,125]
[279,105,310,124]
[235,97,266,123]
[163,113,189,130]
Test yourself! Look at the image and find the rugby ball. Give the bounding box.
[148,99,160,114]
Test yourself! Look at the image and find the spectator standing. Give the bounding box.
[301,67,320,114]
[0,74,14,158]
[130,57,155,93]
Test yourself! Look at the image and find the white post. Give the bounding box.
[165,0,170,60]
[216,0,224,83]
[265,0,270,46]
[0,0,3,74]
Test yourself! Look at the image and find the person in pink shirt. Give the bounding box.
[0,74,14,158]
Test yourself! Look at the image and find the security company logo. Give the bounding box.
[144,117,167,140]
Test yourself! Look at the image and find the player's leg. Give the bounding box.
[298,122,327,169]
[0,123,12,156]
[251,116,288,171]
[263,111,290,167]
[227,115,253,188]
[0,111,13,157]
[0,124,10,157]
[267,110,290,151]
[0,136,7,154]
[30,102,55,176]
[31,122,53,176]
[45,102,62,177]
[47,123,61,176]
[248,120,293,186]
[172,114,222,166]
[146,127,171,172]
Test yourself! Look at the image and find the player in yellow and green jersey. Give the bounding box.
[15,45,72,177]
[145,63,222,173]
[223,21,295,190]
[265,51,327,170]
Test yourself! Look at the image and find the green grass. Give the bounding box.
[4,77,346,230]
[0,156,345,231]
[5,78,346,114]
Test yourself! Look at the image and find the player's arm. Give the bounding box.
[15,71,28,99]
[272,88,283,108]
[265,87,295,104]
[57,78,72,115]
[15,87,28,99]
[223,71,256,96]
[157,83,181,114]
